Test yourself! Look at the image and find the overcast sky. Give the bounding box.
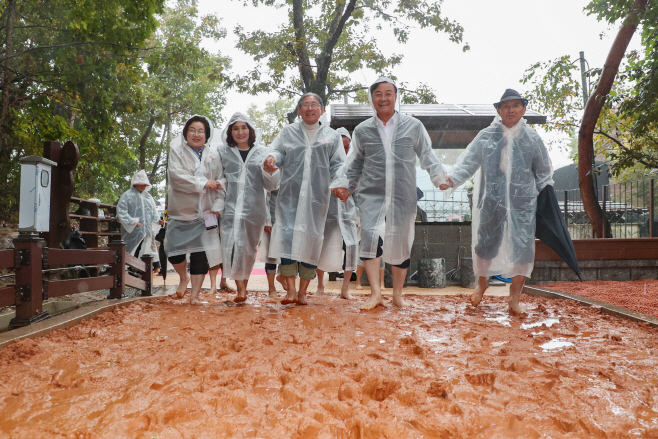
[196,0,642,168]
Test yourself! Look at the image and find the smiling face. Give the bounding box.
[231,121,251,149]
[186,121,206,149]
[297,95,324,125]
[496,99,527,129]
[371,82,397,121]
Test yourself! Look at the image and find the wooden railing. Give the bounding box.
[1,236,153,329]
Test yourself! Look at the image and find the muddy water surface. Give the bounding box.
[0,292,657,438]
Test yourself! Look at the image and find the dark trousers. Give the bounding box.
[168,251,209,275]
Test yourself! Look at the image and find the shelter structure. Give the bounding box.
[330,104,547,149]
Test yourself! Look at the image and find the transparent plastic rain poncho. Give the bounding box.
[447,116,553,278]
[218,112,280,280]
[259,189,280,265]
[331,77,447,265]
[317,128,358,272]
[117,170,161,255]
[164,115,225,267]
[266,119,345,265]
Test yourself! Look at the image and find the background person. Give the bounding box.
[117,170,164,271]
[440,89,553,315]
[219,112,280,303]
[263,93,345,306]
[164,115,225,305]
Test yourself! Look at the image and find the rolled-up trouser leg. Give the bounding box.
[279,258,299,277]
[298,262,317,280]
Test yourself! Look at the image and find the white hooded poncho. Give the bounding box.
[266,118,345,266]
[164,115,225,267]
[331,77,447,265]
[317,128,359,272]
[448,116,553,278]
[117,170,160,256]
[218,112,280,280]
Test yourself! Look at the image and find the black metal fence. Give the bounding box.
[560,179,655,239]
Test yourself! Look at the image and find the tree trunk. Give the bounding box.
[0,0,16,160]
[578,0,647,238]
[139,115,156,171]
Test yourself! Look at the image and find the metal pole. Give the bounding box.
[602,185,608,239]
[650,179,655,238]
[564,190,568,225]
[579,51,589,107]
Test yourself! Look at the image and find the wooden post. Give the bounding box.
[10,234,48,328]
[108,241,126,299]
[43,141,79,249]
[650,179,655,238]
[141,254,153,296]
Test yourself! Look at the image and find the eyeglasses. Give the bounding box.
[188,129,206,135]
[301,103,321,109]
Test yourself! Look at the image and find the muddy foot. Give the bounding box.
[509,302,524,316]
[470,286,486,307]
[190,297,209,306]
[360,294,384,310]
[296,292,308,306]
[340,290,354,300]
[221,284,235,293]
[175,276,190,298]
[268,290,278,298]
[392,295,409,308]
[315,287,325,296]
[234,294,247,303]
[281,292,297,305]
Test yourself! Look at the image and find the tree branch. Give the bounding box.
[595,129,658,168]
[0,41,157,63]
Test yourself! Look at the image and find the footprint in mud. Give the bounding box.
[465,371,497,387]
[361,376,401,402]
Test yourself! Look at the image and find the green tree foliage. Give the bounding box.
[246,98,296,146]
[118,0,231,199]
[233,0,468,119]
[522,1,658,179]
[0,0,165,218]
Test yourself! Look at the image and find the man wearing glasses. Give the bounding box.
[263,93,345,305]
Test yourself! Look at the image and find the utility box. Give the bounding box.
[19,156,57,232]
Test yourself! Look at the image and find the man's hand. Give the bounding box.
[136,222,142,227]
[208,210,220,218]
[332,187,349,202]
[264,226,272,234]
[439,177,454,191]
[263,156,278,175]
[158,219,165,226]
[205,179,223,190]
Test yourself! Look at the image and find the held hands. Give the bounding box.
[264,226,272,234]
[205,179,223,190]
[263,156,278,175]
[332,187,349,202]
[439,177,454,191]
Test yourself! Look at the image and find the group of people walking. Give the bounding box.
[117,77,553,315]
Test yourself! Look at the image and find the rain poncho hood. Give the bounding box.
[447,116,553,278]
[117,170,160,255]
[164,114,224,267]
[131,170,151,189]
[266,119,345,265]
[218,112,280,280]
[330,77,446,265]
[335,127,351,140]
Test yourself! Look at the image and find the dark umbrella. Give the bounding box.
[155,224,167,282]
[535,185,582,281]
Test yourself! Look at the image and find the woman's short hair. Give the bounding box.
[296,93,324,108]
[183,116,211,143]
[226,121,257,148]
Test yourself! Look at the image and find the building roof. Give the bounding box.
[330,104,547,149]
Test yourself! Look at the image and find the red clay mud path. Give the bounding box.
[544,279,658,318]
[0,292,656,438]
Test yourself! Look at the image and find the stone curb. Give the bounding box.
[523,285,658,328]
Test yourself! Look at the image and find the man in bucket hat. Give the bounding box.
[440,89,553,315]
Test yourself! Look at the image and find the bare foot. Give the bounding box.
[220,283,235,293]
[340,290,353,300]
[315,286,325,296]
[296,291,308,306]
[392,294,409,308]
[381,285,387,291]
[190,298,209,305]
[470,285,486,307]
[281,290,297,305]
[175,275,190,298]
[268,290,278,298]
[360,294,384,310]
[276,274,287,290]
[234,293,247,303]
[509,300,524,316]
[355,284,363,290]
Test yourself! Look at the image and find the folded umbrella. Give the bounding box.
[535,185,582,281]
[155,224,167,283]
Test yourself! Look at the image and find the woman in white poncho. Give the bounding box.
[164,115,225,305]
[117,170,164,271]
[440,89,553,315]
[218,112,280,302]
[316,127,358,300]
